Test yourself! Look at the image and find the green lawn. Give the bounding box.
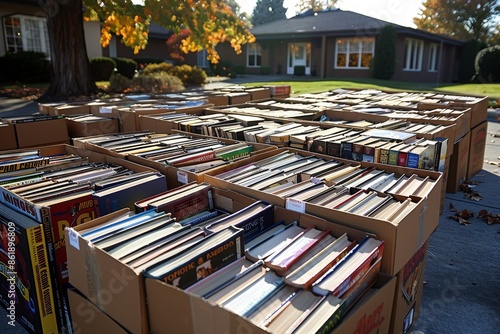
[242,78,500,100]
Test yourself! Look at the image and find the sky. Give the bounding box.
[238,0,425,28]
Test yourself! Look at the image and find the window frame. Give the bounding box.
[403,38,424,72]
[246,43,262,68]
[197,49,209,68]
[2,14,50,57]
[334,37,375,70]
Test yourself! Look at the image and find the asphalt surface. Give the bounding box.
[0,76,499,333]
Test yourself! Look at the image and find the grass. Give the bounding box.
[241,78,500,100]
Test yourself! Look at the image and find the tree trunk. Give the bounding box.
[39,0,97,102]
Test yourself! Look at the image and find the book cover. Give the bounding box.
[0,205,59,334]
[397,145,413,167]
[388,143,407,165]
[149,183,214,222]
[264,227,331,276]
[204,201,274,243]
[145,226,244,290]
[292,294,347,334]
[433,137,448,172]
[93,174,167,217]
[378,142,397,164]
[215,145,254,161]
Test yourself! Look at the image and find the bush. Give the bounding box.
[474,45,500,83]
[131,72,184,93]
[235,65,246,75]
[0,51,50,83]
[113,57,138,79]
[294,65,306,76]
[109,73,132,93]
[142,62,174,75]
[260,66,272,75]
[90,57,116,81]
[459,39,487,83]
[372,25,396,80]
[211,61,235,77]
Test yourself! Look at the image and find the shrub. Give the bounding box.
[113,57,138,79]
[235,65,246,75]
[459,39,487,83]
[131,72,184,93]
[474,45,500,83]
[211,61,234,77]
[109,73,132,93]
[186,66,207,85]
[372,25,396,80]
[90,57,116,81]
[142,62,174,75]
[0,51,50,83]
[260,66,272,75]
[294,65,306,76]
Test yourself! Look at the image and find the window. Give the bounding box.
[247,43,261,67]
[335,38,374,69]
[428,43,439,72]
[3,15,50,57]
[197,49,209,68]
[404,38,424,71]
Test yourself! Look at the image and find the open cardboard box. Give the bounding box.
[65,187,259,333]
[13,117,70,148]
[145,205,395,334]
[203,148,442,275]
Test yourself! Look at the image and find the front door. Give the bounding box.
[287,43,311,75]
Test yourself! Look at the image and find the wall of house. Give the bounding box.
[323,36,372,79]
[84,21,102,59]
[104,37,171,62]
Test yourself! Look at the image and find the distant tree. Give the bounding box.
[414,0,500,42]
[458,39,488,82]
[474,45,500,82]
[252,0,287,26]
[372,25,396,80]
[296,0,339,13]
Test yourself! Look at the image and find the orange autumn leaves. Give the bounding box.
[84,0,255,63]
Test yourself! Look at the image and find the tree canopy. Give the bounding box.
[252,0,287,26]
[295,0,339,13]
[413,0,500,43]
[85,0,255,64]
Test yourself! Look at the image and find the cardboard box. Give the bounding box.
[390,240,429,334]
[68,289,128,334]
[65,188,259,334]
[0,122,17,150]
[145,205,386,334]
[14,118,70,148]
[246,87,271,101]
[264,84,291,97]
[52,104,91,116]
[204,148,443,275]
[446,131,470,193]
[66,116,120,138]
[467,120,487,180]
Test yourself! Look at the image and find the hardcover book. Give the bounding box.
[145,226,244,289]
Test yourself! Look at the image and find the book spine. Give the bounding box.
[40,207,67,333]
[388,149,399,165]
[379,147,390,164]
[351,143,364,162]
[0,158,50,174]
[325,141,341,158]
[341,141,354,160]
[407,152,419,169]
[397,151,408,167]
[27,224,59,333]
[218,146,254,161]
[236,205,275,243]
[157,188,213,222]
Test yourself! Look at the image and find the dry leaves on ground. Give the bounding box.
[448,202,474,225]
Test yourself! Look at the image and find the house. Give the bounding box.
[214,9,465,83]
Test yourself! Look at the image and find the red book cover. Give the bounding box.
[397,151,409,167]
[265,228,331,276]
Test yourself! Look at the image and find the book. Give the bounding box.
[432,137,448,172]
[388,142,408,165]
[185,257,260,297]
[311,236,384,297]
[291,294,346,334]
[0,204,59,334]
[407,145,432,170]
[378,141,398,164]
[361,128,417,142]
[204,201,274,243]
[221,269,285,317]
[92,173,167,217]
[147,183,214,222]
[245,223,304,262]
[247,285,299,327]
[264,227,331,276]
[284,233,355,289]
[397,144,414,167]
[133,182,200,212]
[145,226,244,289]
[203,261,267,304]
[264,289,324,333]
